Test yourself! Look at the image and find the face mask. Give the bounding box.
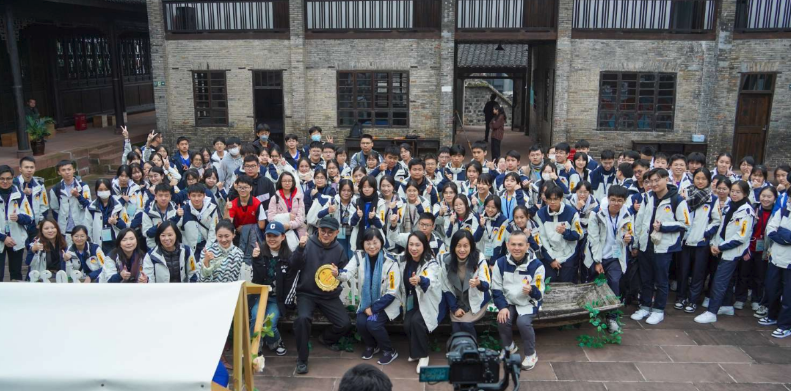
[548,154,556,162]
[97,190,111,200]
[311,135,321,142]
[259,135,269,142]
[229,147,240,156]
[542,173,552,181]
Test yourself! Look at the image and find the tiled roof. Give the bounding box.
[457,43,529,68]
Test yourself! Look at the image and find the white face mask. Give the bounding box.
[542,173,552,181]
[548,154,556,162]
[229,147,240,156]
[97,190,111,200]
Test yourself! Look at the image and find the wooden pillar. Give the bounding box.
[108,22,126,130]
[3,4,31,156]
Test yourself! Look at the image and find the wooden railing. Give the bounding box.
[735,0,791,32]
[456,0,557,31]
[305,0,441,31]
[163,0,289,33]
[572,0,716,33]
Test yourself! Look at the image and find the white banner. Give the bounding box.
[0,282,244,391]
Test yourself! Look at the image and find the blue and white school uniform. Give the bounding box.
[86,196,131,254]
[67,242,106,282]
[445,212,484,247]
[706,201,754,314]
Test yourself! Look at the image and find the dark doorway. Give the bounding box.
[253,70,284,147]
[733,73,775,164]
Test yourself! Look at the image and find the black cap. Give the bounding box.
[317,215,339,231]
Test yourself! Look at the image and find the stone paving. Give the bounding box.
[253,294,791,391]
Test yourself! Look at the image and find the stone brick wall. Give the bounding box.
[462,80,512,126]
[529,43,556,150]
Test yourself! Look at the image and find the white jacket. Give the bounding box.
[399,256,443,332]
[535,203,583,264]
[0,186,33,252]
[766,203,791,269]
[587,206,634,272]
[85,197,131,244]
[491,253,545,316]
[439,252,491,315]
[142,245,198,283]
[141,202,180,250]
[633,188,690,253]
[340,250,403,321]
[48,179,91,234]
[684,195,721,247]
[711,202,754,261]
[14,175,48,225]
[176,199,218,252]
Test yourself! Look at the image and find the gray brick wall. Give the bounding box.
[463,80,512,126]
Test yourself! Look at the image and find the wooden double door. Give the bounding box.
[733,73,775,164]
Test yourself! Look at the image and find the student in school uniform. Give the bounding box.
[529,163,569,207]
[0,165,33,281]
[66,225,106,283]
[14,157,48,245]
[764,192,791,338]
[440,229,491,341]
[85,178,132,254]
[492,231,544,371]
[387,212,447,259]
[445,195,484,246]
[695,180,754,323]
[338,228,401,365]
[590,150,618,202]
[139,184,180,251]
[49,160,91,246]
[568,181,598,283]
[587,185,634,332]
[370,146,408,183]
[177,184,219,256]
[535,185,583,283]
[478,196,509,264]
[394,180,433,236]
[140,221,198,283]
[499,172,529,221]
[746,186,776,318]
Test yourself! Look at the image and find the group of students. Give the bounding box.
[2,125,791,374]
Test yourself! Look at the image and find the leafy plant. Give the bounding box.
[477,318,502,351]
[429,337,442,353]
[576,295,623,348]
[543,277,552,294]
[593,273,608,287]
[25,116,54,142]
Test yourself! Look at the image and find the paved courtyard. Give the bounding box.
[254,294,791,391]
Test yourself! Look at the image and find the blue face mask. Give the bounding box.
[311,135,321,142]
[260,135,269,142]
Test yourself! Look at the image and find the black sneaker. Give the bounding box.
[275,340,287,356]
[317,335,341,352]
[684,303,697,314]
[378,350,399,365]
[674,300,685,310]
[362,346,380,360]
[296,361,309,375]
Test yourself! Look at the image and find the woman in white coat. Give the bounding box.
[440,229,491,341]
[86,178,131,254]
[140,221,198,283]
[338,228,401,365]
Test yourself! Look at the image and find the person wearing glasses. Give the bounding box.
[226,155,275,210]
[0,165,33,281]
[290,215,351,375]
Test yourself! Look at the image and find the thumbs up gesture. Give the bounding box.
[120,265,131,280]
[330,263,338,277]
[379,162,387,172]
[9,209,18,222]
[357,206,363,218]
[469,275,480,288]
[409,272,420,287]
[108,214,118,226]
[390,213,399,227]
[70,187,80,197]
[299,235,308,248]
[62,250,72,262]
[177,205,184,217]
[252,242,261,258]
[202,249,215,267]
[479,215,486,227]
[138,271,148,283]
[368,209,376,220]
[328,199,337,214]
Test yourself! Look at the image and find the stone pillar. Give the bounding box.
[108,22,127,130]
[288,0,307,136]
[2,4,31,156]
[439,0,455,146]
[146,0,170,143]
[709,0,738,167]
[551,0,573,144]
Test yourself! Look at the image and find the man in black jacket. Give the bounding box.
[291,215,351,375]
[226,155,275,210]
[483,93,498,142]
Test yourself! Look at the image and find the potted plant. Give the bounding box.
[26,116,54,156]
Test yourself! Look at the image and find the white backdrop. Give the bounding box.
[0,282,244,391]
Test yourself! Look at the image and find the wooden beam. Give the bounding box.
[571,30,716,41]
[3,4,32,156]
[455,31,557,42]
[43,0,146,13]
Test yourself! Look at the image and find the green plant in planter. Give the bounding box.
[26,116,54,142]
[576,294,624,348]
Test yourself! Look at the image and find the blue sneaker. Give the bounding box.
[771,328,790,339]
[377,350,398,365]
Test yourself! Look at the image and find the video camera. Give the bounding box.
[418,332,522,391]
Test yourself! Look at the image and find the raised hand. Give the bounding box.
[479,215,486,227]
[555,222,566,234]
[469,275,480,288]
[177,205,184,217]
[330,263,338,277]
[62,250,71,262]
[147,130,156,144]
[522,283,532,295]
[368,210,375,220]
[70,187,80,198]
[328,200,337,214]
[379,162,387,172]
[390,213,399,227]
[108,214,118,226]
[299,235,308,248]
[121,126,129,140]
[32,239,44,252]
[252,243,261,258]
[202,249,215,267]
[138,271,148,283]
[120,266,131,281]
[9,209,18,222]
[357,206,363,218]
[409,272,419,287]
[653,220,661,231]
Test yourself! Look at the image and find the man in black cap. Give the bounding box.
[291,215,351,374]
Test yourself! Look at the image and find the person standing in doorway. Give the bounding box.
[483,94,497,142]
[490,105,506,162]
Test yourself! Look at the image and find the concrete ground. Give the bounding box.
[254,294,791,391]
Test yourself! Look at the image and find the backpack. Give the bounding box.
[349,121,362,138]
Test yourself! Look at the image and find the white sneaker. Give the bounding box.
[751,302,761,311]
[734,301,744,310]
[499,342,518,359]
[694,311,717,324]
[646,312,665,325]
[608,319,621,333]
[416,357,429,374]
[718,306,735,316]
[407,356,418,362]
[522,353,538,371]
[702,297,710,307]
[631,308,651,321]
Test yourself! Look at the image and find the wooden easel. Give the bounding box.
[213,282,271,391]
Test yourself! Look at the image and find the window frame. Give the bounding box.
[192,70,229,127]
[336,70,410,128]
[597,71,677,132]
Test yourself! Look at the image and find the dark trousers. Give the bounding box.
[403,298,430,359]
[294,294,352,362]
[0,246,24,281]
[356,311,392,352]
[705,254,720,298]
[685,246,713,305]
[496,306,536,356]
[542,256,578,283]
[621,254,641,304]
[491,138,501,162]
[577,239,591,283]
[639,246,673,312]
[735,251,766,303]
[451,321,478,342]
[599,258,623,296]
[707,258,738,314]
[763,262,791,329]
[484,119,492,141]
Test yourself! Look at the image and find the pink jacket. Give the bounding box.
[268,189,307,238]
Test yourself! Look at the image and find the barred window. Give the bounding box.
[598,72,676,131]
[192,71,228,126]
[337,71,409,128]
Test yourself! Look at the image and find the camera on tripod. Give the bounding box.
[418,332,522,391]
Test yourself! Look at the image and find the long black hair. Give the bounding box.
[405,231,432,266]
[447,229,479,276]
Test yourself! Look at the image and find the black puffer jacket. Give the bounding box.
[252,237,295,314]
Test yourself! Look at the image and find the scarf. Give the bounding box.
[686,185,711,211]
[279,188,296,212]
[720,197,748,240]
[359,251,384,314]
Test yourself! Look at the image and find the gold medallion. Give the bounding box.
[315,265,340,292]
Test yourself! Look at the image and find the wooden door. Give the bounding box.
[734,94,771,164]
